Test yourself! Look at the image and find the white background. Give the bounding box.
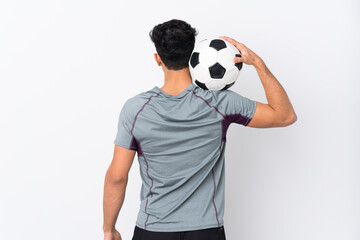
[0,0,359,239]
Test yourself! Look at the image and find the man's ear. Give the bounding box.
[153,53,162,66]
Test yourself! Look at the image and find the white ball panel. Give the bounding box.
[206,79,227,91]
[189,65,196,79]
[193,38,211,54]
[198,47,218,67]
[222,66,240,84]
[192,64,211,83]
[218,48,236,69]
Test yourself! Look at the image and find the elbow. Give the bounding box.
[105,169,128,184]
[283,111,298,126]
[276,109,297,127]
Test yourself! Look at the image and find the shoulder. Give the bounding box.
[121,87,159,117]
[210,88,241,101]
[190,85,222,102]
[191,85,240,104]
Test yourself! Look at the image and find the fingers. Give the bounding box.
[219,36,242,47]
[234,56,243,63]
[219,36,234,45]
[218,36,245,63]
[219,36,234,43]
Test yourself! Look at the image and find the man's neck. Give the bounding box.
[160,67,193,95]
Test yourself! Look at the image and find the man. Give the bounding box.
[103,19,297,240]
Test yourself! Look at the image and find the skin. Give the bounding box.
[102,36,297,240]
[218,36,297,127]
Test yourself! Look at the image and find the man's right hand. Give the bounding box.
[219,36,262,67]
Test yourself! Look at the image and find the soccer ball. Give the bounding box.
[188,37,243,91]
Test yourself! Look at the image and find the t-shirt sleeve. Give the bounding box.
[220,90,257,126]
[113,102,138,150]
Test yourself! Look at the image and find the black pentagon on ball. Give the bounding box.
[235,54,243,70]
[195,80,208,90]
[209,62,226,79]
[221,81,235,90]
[209,39,226,51]
[190,52,200,68]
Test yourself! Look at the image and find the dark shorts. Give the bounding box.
[132,225,226,240]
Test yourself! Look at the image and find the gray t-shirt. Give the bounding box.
[114,82,257,232]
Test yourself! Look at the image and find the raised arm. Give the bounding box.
[219,36,297,128]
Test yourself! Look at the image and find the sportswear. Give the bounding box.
[113,82,256,232]
[131,224,226,240]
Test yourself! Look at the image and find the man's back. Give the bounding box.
[103,20,296,239]
[114,82,256,232]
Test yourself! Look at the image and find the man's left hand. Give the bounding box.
[104,229,122,240]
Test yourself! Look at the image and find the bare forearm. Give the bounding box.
[103,171,127,233]
[254,58,296,120]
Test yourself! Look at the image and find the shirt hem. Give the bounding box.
[135,221,224,232]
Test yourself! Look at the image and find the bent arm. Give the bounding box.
[248,58,297,128]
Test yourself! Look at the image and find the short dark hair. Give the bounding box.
[149,19,198,70]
